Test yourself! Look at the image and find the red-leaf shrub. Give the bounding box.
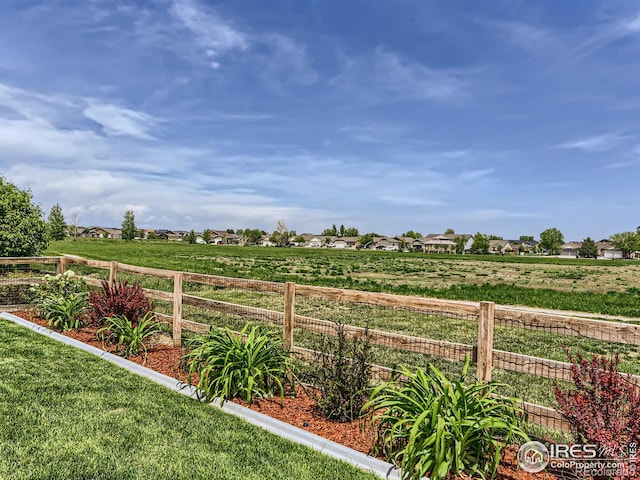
[87,280,154,327]
[554,353,640,476]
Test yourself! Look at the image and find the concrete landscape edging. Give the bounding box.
[0,312,402,480]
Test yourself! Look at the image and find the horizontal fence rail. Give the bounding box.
[3,254,640,434]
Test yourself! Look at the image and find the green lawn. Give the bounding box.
[0,319,378,480]
[46,240,640,316]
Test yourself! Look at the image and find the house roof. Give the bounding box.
[334,236,359,242]
[559,242,582,249]
[424,238,456,246]
[489,240,509,248]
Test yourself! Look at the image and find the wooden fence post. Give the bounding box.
[283,282,296,351]
[173,272,183,348]
[56,257,67,275]
[108,261,117,290]
[477,301,495,382]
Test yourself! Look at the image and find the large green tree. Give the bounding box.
[402,230,422,239]
[469,232,489,254]
[186,230,197,244]
[359,232,378,248]
[0,177,48,256]
[578,237,598,258]
[454,236,467,254]
[539,228,564,255]
[241,228,263,246]
[321,225,337,236]
[609,231,640,258]
[121,210,136,241]
[47,203,67,241]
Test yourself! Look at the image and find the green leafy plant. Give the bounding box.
[183,324,291,405]
[40,292,89,331]
[307,322,373,422]
[30,271,88,330]
[97,311,165,358]
[362,357,528,480]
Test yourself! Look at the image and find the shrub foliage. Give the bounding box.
[97,312,165,358]
[554,353,640,472]
[363,357,528,480]
[30,271,88,331]
[87,280,154,327]
[0,176,48,257]
[308,322,373,422]
[183,324,291,405]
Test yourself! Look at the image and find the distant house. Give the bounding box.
[409,238,425,252]
[420,233,471,254]
[156,229,183,241]
[423,235,457,254]
[307,236,325,248]
[511,240,538,254]
[261,235,276,247]
[333,237,359,249]
[558,242,581,257]
[593,239,622,259]
[394,237,422,252]
[82,227,122,239]
[488,240,514,255]
[208,230,239,245]
[373,236,399,250]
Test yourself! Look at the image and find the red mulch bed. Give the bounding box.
[12,311,561,480]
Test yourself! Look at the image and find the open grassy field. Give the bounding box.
[0,318,378,480]
[48,240,640,317]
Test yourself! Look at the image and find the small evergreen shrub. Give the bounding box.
[87,280,154,327]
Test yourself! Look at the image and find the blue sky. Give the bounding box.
[1,0,639,240]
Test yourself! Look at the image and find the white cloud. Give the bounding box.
[257,33,318,86]
[340,122,407,143]
[373,47,467,102]
[625,13,640,33]
[572,12,640,61]
[380,195,448,207]
[83,101,158,140]
[484,20,553,50]
[556,132,632,153]
[334,47,469,103]
[169,0,249,59]
[0,118,105,160]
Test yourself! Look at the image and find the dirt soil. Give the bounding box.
[13,311,563,480]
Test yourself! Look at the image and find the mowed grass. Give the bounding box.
[0,319,378,480]
[48,239,640,316]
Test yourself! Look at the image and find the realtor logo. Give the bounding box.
[518,441,550,473]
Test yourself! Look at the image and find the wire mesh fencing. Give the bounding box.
[180,275,285,339]
[0,257,60,309]
[492,307,640,434]
[292,292,479,382]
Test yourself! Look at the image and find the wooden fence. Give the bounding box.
[3,254,640,433]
